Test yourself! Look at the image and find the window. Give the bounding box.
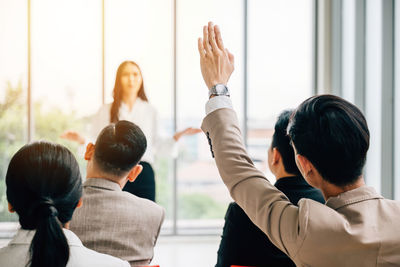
[176,0,244,232]
[247,0,313,182]
[0,0,315,234]
[0,0,28,223]
[31,0,102,176]
[104,0,175,232]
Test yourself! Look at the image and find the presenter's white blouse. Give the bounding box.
[0,228,129,267]
[89,98,177,164]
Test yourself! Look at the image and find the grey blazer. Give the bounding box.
[201,108,400,267]
[70,178,165,266]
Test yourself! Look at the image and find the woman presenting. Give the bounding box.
[62,61,201,201]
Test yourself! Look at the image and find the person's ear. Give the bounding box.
[272,147,281,165]
[76,198,83,209]
[297,154,324,188]
[296,154,315,177]
[127,164,143,182]
[84,143,95,161]
[8,203,15,213]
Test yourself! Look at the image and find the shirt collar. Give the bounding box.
[84,177,122,192]
[325,185,383,210]
[274,175,307,187]
[9,228,83,247]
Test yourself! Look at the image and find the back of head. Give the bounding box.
[287,94,370,186]
[271,109,301,176]
[94,120,147,177]
[6,141,82,267]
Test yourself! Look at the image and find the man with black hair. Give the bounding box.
[216,110,324,267]
[70,120,164,266]
[198,22,400,266]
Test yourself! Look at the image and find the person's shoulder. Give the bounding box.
[379,197,400,212]
[70,245,129,267]
[122,191,163,208]
[137,99,157,114]
[276,177,324,204]
[224,202,252,226]
[297,198,343,232]
[0,244,27,266]
[121,192,165,216]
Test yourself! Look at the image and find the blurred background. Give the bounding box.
[0,0,399,265]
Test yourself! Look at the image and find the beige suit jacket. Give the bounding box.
[202,108,400,267]
[70,178,165,266]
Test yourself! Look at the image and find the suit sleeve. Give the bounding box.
[201,108,308,258]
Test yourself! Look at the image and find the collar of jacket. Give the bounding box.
[274,175,307,188]
[84,177,122,192]
[325,185,383,210]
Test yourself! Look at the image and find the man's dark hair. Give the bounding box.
[271,109,301,176]
[94,120,147,176]
[287,95,369,186]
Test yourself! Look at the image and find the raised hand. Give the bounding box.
[198,22,234,90]
[173,127,202,141]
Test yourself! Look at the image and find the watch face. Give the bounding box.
[209,84,229,97]
[215,84,228,94]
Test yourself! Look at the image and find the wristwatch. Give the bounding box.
[208,84,230,98]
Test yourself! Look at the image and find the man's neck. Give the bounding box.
[275,170,298,181]
[63,222,70,230]
[86,170,126,189]
[321,177,365,200]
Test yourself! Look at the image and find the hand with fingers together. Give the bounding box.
[198,21,235,90]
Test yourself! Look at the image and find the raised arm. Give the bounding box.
[198,22,306,258]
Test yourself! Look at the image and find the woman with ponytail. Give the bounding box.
[62,61,201,201]
[0,141,129,267]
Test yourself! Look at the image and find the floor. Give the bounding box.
[0,234,221,267]
[153,235,220,267]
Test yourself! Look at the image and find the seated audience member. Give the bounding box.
[198,22,400,266]
[70,120,164,266]
[216,110,324,267]
[0,141,129,267]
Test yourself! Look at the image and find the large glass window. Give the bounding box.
[31,0,102,175]
[176,0,244,232]
[364,0,383,192]
[395,0,400,200]
[0,0,315,234]
[0,0,28,223]
[105,0,175,232]
[247,0,313,182]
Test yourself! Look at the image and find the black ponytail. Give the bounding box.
[27,199,68,267]
[6,142,82,267]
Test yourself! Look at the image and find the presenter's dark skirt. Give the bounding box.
[122,161,155,202]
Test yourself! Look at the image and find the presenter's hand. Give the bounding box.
[173,127,202,141]
[198,22,234,90]
[60,130,86,145]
